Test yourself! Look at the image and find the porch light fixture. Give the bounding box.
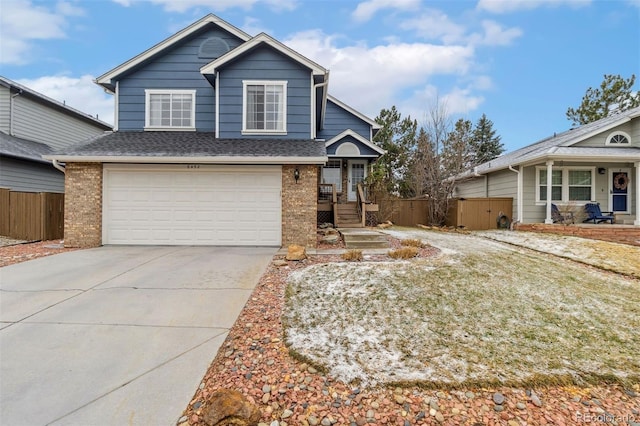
[294,168,300,183]
[598,167,606,175]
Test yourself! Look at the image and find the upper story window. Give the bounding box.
[605,131,630,145]
[536,167,595,203]
[242,80,287,134]
[145,89,196,131]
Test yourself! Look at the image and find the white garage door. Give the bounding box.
[103,165,282,246]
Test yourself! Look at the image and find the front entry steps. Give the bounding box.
[336,203,363,228]
[339,228,390,249]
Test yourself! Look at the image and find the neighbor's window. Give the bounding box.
[538,169,562,201]
[145,90,196,130]
[568,170,592,201]
[243,81,287,134]
[605,131,630,145]
[322,159,342,192]
[537,167,595,203]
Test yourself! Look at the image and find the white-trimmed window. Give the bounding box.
[145,90,196,130]
[242,80,287,134]
[536,167,595,203]
[322,159,342,192]
[605,131,630,145]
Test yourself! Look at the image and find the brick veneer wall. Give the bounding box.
[515,223,640,247]
[64,162,103,248]
[282,165,317,247]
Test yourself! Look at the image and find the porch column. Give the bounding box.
[544,160,554,224]
[635,161,640,226]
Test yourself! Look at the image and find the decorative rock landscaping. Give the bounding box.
[181,250,639,425]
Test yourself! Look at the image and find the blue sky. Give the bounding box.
[1,0,638,152]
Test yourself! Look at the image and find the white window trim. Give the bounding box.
[322,159,342,192]
[535,166,596,204]
[605,131,631,145]
[242,80,287,135]
[144,89,196,131]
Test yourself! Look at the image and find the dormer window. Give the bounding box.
[606,131,630,145]
[145,89,196,131]
[242,80,287,135]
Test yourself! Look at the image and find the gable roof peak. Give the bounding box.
[95,14,251,92]
[201,30,327,76]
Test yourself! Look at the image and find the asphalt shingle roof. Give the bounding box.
[50,131,327,160]
[472,106,640,175]
[0,132,53,163]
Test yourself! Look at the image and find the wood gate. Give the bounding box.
[446,198,513,230]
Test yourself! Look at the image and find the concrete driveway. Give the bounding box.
[0,245,276,425]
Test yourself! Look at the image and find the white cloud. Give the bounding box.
[401,10,521,47]
[111,0,297,13]
[468,20,523,46]
[0,0,84,65]
[284,30,475,118]
[400,9,467,44]
[241,17,269,36]
[16,75,115,125]
[477,0,591,14]
[401,84,485,124]
[352,0,421,22]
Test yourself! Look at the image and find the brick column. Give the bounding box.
[282,165,318,247]
[64,162,103,248]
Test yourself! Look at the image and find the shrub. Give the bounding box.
[342,249,363,261]
[400,238,427,248]
[388,247,419,259]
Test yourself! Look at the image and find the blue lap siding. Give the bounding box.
[117,27,244,132]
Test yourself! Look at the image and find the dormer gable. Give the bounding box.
[95,14,250,93]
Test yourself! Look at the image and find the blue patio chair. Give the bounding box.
[551,203,574,224]
[583,203,614,224]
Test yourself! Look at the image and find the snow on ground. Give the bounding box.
[283,228,640,388]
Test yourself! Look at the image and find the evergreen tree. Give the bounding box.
[566,74,640,126]
[471,113,504,165]
[370,106,417,197]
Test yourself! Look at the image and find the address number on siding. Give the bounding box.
[186,164,200,169]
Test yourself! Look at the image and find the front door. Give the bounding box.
[348,160,367,201]
[610,169,630,213]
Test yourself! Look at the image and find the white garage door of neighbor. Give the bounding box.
[103,165,282,246]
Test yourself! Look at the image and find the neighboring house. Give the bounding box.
[454,106,640,226]
[0,76,112,193]
[44,14,382,248]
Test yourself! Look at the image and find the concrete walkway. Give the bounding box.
[0,246,275,425]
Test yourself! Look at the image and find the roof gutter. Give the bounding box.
[52,159,66,174]
[42,155,329,165]
[313,71,330,134]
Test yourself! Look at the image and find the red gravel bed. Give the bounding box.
[181,251,639,425]
[0,240,79,267]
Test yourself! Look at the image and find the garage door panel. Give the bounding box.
[104,165,282,246]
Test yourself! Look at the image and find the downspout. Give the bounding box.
[9,89,23,136]
[508,165,523,224]
[52,159,65,174]
[312,71,330,139]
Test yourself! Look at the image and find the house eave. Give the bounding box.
[95,14,251,91]
[325,129,386,155]
[326,95,379,129]
[42,155,328,165]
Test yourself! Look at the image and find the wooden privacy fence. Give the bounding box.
[446,197,513,230]
[379,198,430,226]
[0,188,64,240]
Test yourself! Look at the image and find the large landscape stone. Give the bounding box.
[202,389,261,426]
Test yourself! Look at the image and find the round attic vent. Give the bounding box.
[198,37,230,59]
